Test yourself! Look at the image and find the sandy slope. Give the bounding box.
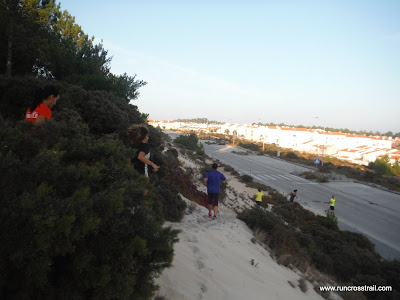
[155,198,323,300]
[154,155,325,300]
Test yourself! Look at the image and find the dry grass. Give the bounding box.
[252,228,267,244]
[298,277,308,293]
[276,253,294,267]
[263,195,276,205]
[188,201,197,214]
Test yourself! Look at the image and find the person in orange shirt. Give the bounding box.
[25,85,60,124]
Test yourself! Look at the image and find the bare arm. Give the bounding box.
[138,151,159,172]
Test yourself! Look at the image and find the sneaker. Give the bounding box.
[213,215,217,220]
[208,214,212,218]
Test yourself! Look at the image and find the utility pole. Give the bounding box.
[262,135,265,151]
[321,144,324,166]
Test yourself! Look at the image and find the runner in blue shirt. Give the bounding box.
[204,163,229,220]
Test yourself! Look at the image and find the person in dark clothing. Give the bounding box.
[204,163,229,219]
[126,125,159,177]
[288,189,298,204]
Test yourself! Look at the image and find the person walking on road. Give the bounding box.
[325,195,336,215]
[288,189,298,205]
[204,163,229,220]
[255,188,264,206]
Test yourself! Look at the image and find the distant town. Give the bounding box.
[149,120,400,166]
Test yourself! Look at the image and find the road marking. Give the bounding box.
[286,174,308,181]
[260,174,275,180]
[277,174,294,180]
[252,175,265,182]
[252,173,308,182]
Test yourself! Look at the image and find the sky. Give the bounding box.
[64,0,400,133]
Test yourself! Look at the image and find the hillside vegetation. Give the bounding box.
[0,77,189,299]
[1,1,186,298]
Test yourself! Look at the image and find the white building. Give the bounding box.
[152,120,397,165]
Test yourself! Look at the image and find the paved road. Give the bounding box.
[165,131,400,260]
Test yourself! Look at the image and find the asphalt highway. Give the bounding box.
[165,131,400,260]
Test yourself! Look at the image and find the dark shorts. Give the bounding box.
[256,201,262,205]
[330,206,334,211]
[208,193,219,206]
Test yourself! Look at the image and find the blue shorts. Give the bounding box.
[208,193,219,206]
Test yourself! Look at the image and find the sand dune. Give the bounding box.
[155,198,324,300]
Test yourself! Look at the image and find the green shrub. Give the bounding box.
[223,164,236,173]
[368,156,400,176]
[325,211,338,227]
[240,174,253,183]
[238,207,283,233]
[155,180,187,222]
[303,171,317,179]
[163,148,180,167]
[196,143,205,155]
[246,181,269,190]
[174,133,198,151]
[318,162,335,173]
[0,121,179,298]
[316,174,329,182]
[284,152,299,160]
[238,143,260,151]
[239,195,400,296]
[263,187,288,205]
[0,78,181,298]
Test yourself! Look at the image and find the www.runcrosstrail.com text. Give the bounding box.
[319,285,392,292]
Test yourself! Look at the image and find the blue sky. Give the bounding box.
[65,0,400,133]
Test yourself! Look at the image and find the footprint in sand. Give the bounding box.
[196,258,205,270]
[191,245,200,254]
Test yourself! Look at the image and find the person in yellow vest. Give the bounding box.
[255,188,264,206]
[325,195,336,214]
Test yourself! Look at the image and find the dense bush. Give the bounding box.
[283,152,299,160]
[222,164,235,173]
[0,78,184,298]
[221,164,240,176]
[303,171,317,179]
[174,133,198,151]
[154,179,187,222]
[238,185,400,299]
[316,174,329,182]
[0,77,144,135]
[246,181,269,191]
[318,162,335,173]
[368,156,400,176]
[238,142,260,151]
[0,120,179,299]
[239,174,253,183]
[173,133,205,156]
